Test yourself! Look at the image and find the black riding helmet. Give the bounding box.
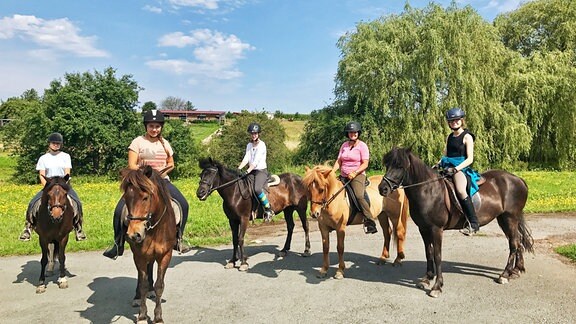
[143,109,165,125]
[344,121,362,136]
[47,132,64,144]
[247,122,261,133]
[446,107,466,121]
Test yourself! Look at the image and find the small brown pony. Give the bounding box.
[303,165,409,279]
[378,147,534,298]
[196,158,310,271]
[121,166,176,323]
[34,175,74,294]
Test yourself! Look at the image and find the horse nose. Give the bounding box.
[130,232,143,243]
[196,190,207,200]
[378,183,389,196]
[310,210,320,219]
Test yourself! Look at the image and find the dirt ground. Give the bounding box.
[1,213,575,323]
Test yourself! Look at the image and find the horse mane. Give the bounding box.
[198,157,242,177]
[120,166,172,204]
[383,147,433,182]
[44,176,71,192]
[302,165,339,190]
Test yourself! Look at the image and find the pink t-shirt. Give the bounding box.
[337,140,370,177]
[129,136,174,176]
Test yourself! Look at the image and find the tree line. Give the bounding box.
[296,0,576,171]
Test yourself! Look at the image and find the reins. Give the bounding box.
[127,205,168,231]
[207,174,245,196]
[399,175,446,189]
[311,178,353,209]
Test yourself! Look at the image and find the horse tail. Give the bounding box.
[518,214,534,254]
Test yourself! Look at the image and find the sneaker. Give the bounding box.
[19,229,31,241]
[263,209,275,222]
[459,225,479,236]
[75,229,87,241]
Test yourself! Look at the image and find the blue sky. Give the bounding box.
[0,0,524,114]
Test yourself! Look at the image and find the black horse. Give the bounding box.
[34,175,75,294]
[378,147,534,298]
[196,158,310,271]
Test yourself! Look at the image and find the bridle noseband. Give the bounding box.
[126,205,167,231]
[200,166,245,197]
[309,178,352,209]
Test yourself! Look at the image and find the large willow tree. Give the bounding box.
[334,3,531,170]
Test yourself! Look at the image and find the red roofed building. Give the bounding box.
[159,110,226,124]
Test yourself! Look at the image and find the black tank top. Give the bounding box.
[446,129,475,157]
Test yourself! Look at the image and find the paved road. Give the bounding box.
[1,213,575,323]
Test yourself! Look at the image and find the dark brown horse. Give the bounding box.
[378,147,534,297]
[196,158,310,271]
[121,166,176,323]
[34,175,75,294]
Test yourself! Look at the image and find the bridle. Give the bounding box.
[200,167,246,197]
[126,200,168,231]
[46,185,68,222]
[382,166,446,193]
[309,178,352,209]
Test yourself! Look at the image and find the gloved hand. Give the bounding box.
[443,167,458,177]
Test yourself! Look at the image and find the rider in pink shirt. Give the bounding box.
[332,121,377,234]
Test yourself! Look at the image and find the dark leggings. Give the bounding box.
[112,179,189,239]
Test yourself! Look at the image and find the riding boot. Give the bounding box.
[18,221,33,241]
[174,226,192,254]
[103,209,125,260]
[74,213,87,241]
[363,216,378,234]
[258,192,275,222]
[459,197,480,236]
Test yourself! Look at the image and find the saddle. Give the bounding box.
[121,198,182,226]
[246,173,280,220]
[339,177,371,225]
[442,175,485,222]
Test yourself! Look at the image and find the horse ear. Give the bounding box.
[143,165,154,178]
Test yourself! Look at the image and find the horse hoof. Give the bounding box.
[238,264,249,272]
[416,281,429,289]
[132,299,141,307]
[497,277,509,284]
[224,262,235,269]
[277,250,288,258]
[57,277,68,289]
[36,285,47,294]
[316,271,327,278]
[333,272,344,280]
[137,319,148,324]
[377,259,387,265]
[301,251,311,257]
[428,290,441,298]
[393,259,403,267]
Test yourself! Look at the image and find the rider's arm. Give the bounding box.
[128,149,139,170]
[39,169,47,186]
[238,143,250,170]
[162,155,175,177]
[456,133,475,171]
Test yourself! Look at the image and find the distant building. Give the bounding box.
[160,110,226,124]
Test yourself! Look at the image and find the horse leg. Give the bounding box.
[57,240,69,289]
[496,216,521,284]
[279,207,295,257]
[377,212,391,264]
[226,218,239,269]
[153,252,172,323]
[394,201,409,266]
[416,227,435,290]
[317,225,330,278]
[238,217,249,272]
[46,243,55,276]
[135,262,149,323]
[36,240,49,294]
[299,205,311,257]
[147,263,156,299]
[428,227,444,298]
[334,229,346,280]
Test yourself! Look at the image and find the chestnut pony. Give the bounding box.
[196,158,310,271]
[378,147,534,298]
[302,165,409,279]
[34,175,74,294]
[121,166,176,323]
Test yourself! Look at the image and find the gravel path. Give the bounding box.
[1,213,575,323]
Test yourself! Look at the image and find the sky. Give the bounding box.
[0,0,525,114]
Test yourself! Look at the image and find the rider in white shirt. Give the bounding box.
[238,122,274,221]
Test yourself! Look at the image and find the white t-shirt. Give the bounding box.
[241,140,267,170]
[36,151,72,177]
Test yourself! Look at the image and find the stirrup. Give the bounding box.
[459,224,478,236]
[19,229,32,241]
[263,209,274,222]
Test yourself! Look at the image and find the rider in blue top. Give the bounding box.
[436,107,481,236]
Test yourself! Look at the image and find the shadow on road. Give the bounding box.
[77,276,137,323]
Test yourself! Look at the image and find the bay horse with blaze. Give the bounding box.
[121,166,176,323]
[303,165,409,279]
[34,174,74,294]
[196,158,310,271]
[378,147,534,297]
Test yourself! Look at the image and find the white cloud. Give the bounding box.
[149,29,254,80]
[0,14,108,58]
[143,5,163,14]
[167,0,220,10]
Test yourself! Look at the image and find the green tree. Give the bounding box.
[11,67,142,183]
[207,113,290,172]
[161,119,200,179]
[141,101,157,113]
[161,96,192,111]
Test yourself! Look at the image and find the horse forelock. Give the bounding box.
[121,169,156,197]
[44,177,70,193]
[303,165,336,192]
